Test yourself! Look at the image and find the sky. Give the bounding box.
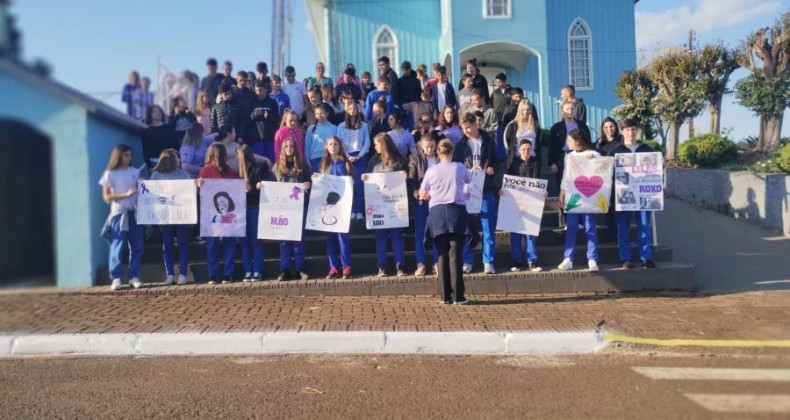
[11,0,789,141]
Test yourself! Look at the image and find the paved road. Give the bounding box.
[1,350,789,419]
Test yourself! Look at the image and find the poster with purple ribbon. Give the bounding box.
[257,181,305,241]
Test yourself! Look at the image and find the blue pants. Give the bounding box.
[413,202,438,266]
[160,224,190,276]
[564,213,598,261]
[463,191,497,265]
[616,211,652,261]
[252,142,265,158]
[326,233,351,270]
[280,240,306,271]
[241,208,264,274]
[206,237,236,277]
[375,228,405,268]
[262,142,275,163]
[310,158,322,173]
[510,233,538,265]
[349,152,367,214]
[108,211,144,279]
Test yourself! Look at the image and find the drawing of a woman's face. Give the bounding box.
[216,196,230,213]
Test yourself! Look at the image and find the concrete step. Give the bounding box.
[102,244,673,285]
[90,262,697,295]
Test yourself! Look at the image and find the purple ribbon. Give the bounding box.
[289,186,301,200]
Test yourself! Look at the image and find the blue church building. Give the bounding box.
[304,0,638,133]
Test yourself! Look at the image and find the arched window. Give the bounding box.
[568,18,592,90]
[373,26,398,73]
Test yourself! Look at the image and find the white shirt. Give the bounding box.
[99,167,140,213]
[437,82,447,110]
[468,137,483,168]
[281,81,307,114]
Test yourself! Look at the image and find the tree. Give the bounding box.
[736,9,790,152]
[698,40,741,135]
[612,69,661,142]
[648,47,707,160]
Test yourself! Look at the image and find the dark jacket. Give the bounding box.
[607,142,655,157]
[491,86,511,119]
[232,86,256,133]
[335,82,362,102]
[407,149,435,201]
[210,100,239,134]
[142,124,177,169]
[248,96,280,143]
[274,160,313,184]
[503,120,542,177]
[453,130,499,192]
[368,116,390,139]
[507,155,540,179]
[383,68,399,103]
[430,82,457,109]
[244,161,275,209]
[598,136,623,156]
[548,119,591,168]
[367,154,407,173]
[396,72,422,105]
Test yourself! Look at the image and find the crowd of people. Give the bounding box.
[104,56,656,304]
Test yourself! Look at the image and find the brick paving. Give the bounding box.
[0,291,788,340]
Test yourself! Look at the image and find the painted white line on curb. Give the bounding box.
[685,394,790,414]
[0,332,602,356]
[633,367,790,382]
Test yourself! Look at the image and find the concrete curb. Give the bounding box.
[0,331,605,357]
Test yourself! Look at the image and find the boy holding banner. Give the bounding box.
[608,119,656,269]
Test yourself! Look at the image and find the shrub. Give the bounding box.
[641,139,662,154]
[775,143,790,173]
[677,134,738,168]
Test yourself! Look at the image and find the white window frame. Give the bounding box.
[372,25,398,76]
[567,18,593,90]
[482,0,511,19]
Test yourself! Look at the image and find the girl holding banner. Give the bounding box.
[150,149,193,285]
[336,102,370,221]
[237,144,274,282]
[502,139,543,272]
[99,144,143,291]
[408,134,440,276]
[420,139,471,305]
[364,133,408,278]
[272,138,313,281]
[557,129,600,272]
[318,136,355,279]
[198,143,238,284]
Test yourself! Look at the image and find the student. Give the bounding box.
[269,75,291,118]
[437,105,463,145]
[365,76,394,120]
[560,84,587,124]
[419,139,471,305]
[598,117,623,155]
[335,67,363,103]
[558,129,600,272]
[197,143,239,284]
[180,123,208,177]
[150,149,192,285]
[360,71,375,98]
[387,109,417,160]
[248,79,281,160]
[408,134,441,276]
[237,145,273,282]
[100,144,143,291]
[429,66,457,111]
[213,125,242,172]
[468,89,498,138]
[336,102,370,220]
[210,82,239,135]
[272,138,313,280]
[317,136,354,280]
[608,118,656,269]
[301,86,334,128]
[396,61,423,107]
[458,59,490,105]
[200,58,224,104]
[411,112,441,145]
[503,99,541,175]
[503,139,543,272]
[457,74,474,116]
[169,97,197,144]
[305,104,338,172]
[454,112,499,275]
[194,90,213,134]
[122,70,140,117]
[131,76,154,122]
[274,109,305,162]
[401,89,437,132]
[306,62,334,91]
[548,100,591,193]
[501,87,526,128]
[367,100,390,139]
[282,65,308,115]
[377,56,400,103]
[142,104,177,170]
[491,73,511,123]
[364,133,408,277]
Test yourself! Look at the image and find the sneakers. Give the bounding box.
[414,264,426,276]
[277,270,290,281]
[462,264,472,274]
[208,276,218,285]
[441,299,453,305]
[129,277,142,289]
[396,267,407,277]
[164,275,174,286]
[326,268,338,279]
[177,275,188,285]
[110,278,121,291]
[377,267,387,277]
[621,260,634,269]
[528,262,543,272]
[221,277,233,284]
[557,258,573,271]
[251,273,262,282]
[642,259,656,269]
[588,260,599,272]
[243,272,253,283]
[454,298,470,305]
[298,269,309,280]
[510,265,522,272]
[342,267,352,279]
[484,263,496,275]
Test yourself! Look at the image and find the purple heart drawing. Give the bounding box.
[574,176,603,198]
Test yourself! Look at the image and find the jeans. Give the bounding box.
[326,233,351,270]
[349,152,367,214]
[563,213,598,261]
[463,191,497,265]
[435,233,465,303]
[241,208,264,274]
[413,202,438,266]
[160,224,190,276]
[510,233,538,265]
[206,237,236,277]
[375,228,405,268]
[108,211,143,279]
[280,240,306,271]
[616,211,652,261]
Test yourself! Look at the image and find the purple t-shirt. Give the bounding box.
[420,161,470,208]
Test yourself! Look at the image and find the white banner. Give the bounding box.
[199,179,246,237]
[614,152,664,211]
[465,169,486,214]
[363,172,409,229]
[305,174,353,233]
[496,175,547,236]
[257,181,306,241]
[136,180,197,225]
[564,155,614,214]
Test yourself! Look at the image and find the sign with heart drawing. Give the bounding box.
[563,155,614,214]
